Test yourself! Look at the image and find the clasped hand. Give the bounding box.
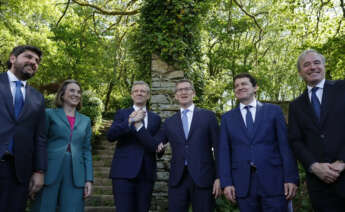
[311,161,345,184]
[129,109,166,153]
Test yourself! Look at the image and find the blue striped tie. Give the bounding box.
[8,81,24,154]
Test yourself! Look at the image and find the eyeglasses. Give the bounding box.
[176,87,193,93]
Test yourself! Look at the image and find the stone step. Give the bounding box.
[93,154,113,161]
[93,140,116,149]
[93,160,112,167]
[94,177,112,186]
[93,149,115,155]
[93,185,113,195]
[94,167,110,172]
[85,206,116,212]
[85,195,114,206]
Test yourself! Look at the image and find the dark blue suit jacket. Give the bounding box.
[107,107,161,181]
[136,107,219,188]
[219,102,299,198]
[0,72,47,183]
[288,80,345,197]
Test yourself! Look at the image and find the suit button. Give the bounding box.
[320,134,325,139]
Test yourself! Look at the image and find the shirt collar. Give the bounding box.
[240,98,257,110]
[7,71,27,87]
[307,78,325,93]
[180,104,195,113]
[133,105,147,112]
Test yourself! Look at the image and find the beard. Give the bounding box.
[13,62,36,80]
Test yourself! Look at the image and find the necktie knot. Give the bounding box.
[15,80,23,88]
[182,109,189,116]
[245,105,251,111]
[312,87,319,94]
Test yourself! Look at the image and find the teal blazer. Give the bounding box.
[44,108,93,187]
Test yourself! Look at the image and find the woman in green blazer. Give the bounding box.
[31,79,93,212]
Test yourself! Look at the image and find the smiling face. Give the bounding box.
[234,77,257,105]
[62,83,81,108]
[131,84,150,107]
[10,50,40,81]
[298,52,325,87]
[175,81,195,109]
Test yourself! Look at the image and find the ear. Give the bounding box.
[9,55,16,65]
[254,85,259,93]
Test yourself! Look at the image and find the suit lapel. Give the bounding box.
[56,108,71,129]
[74,111,81,130]
[187,107,199,140]
[174,111,187,142]
[319,80,334,127]
[234,107,250,143]
[299,90,320,127]
[0,73,15,120]
[17,85,31,120]
[252,101,264,141]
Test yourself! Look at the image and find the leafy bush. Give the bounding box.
[80,90,104,134]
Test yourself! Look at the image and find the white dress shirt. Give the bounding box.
[7,71,27,104]
[307,79,325,104]
[239,99,257,126]
[133,105,148,128]
[180,104,195,131]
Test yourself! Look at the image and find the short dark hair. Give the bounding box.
[175,79,195,93]
[7,45,42,69]
[233,73,257,87]
[55,79,82,110]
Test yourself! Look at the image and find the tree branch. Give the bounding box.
[56,0,71,26]
[71,0,140,16]
[232,0,263,33]
[341,0,345,19]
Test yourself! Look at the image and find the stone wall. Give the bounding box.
[149,54,184,212]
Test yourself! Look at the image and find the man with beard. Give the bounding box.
[0,45,47,212]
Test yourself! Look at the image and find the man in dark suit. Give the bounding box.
[135,79,221,212]
[288,49,345,211]
[219,73,299,212]
[0,45,47,212]
[107,81,162,212]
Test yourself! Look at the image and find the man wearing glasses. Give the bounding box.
[134,79,221,212]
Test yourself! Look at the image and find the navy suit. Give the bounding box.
[219,102,299,212]
[136,107,219,212]
[0,72,47,212]
[107,107,161,212]
[288,80,345,211]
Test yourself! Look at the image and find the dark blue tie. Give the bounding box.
[245,105,254,137]
[8,81,24,154]
[311,87,321,120]
[182,109,189,139]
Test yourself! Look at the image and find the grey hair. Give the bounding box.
[297,49,326,72]
[131,81,150,93]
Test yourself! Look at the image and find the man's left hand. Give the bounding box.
[330,161,345,173]
[212,178,221,198]
[28,172,44,199]
[284,183,297,200]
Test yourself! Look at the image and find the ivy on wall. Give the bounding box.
[131,0,212,74]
